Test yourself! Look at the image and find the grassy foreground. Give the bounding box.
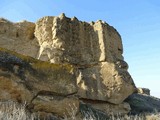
[0,101,36,120]
[0,101,160,120]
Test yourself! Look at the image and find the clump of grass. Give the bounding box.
[0,101,36,120]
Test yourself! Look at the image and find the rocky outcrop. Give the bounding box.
[0,18,39,58]
[0,14,137,119]
[35,14,123,64]
[0,48,78,117]
[80,99,131,116]
[77,61,135,104]
[125,93,160,115]
[34,13,136,104]
[137,87,150,95]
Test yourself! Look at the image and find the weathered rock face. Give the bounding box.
[0,48,78,117]
[0,14,137,118]
[34,14,136,104]
[77,62,135,104]
[35,14,123,64]
[80,99,131,115]
[125,93,160,114]
[0,48,77,96]
[32,96,79,117]
[0,18,39,58]
[92,102,131,115]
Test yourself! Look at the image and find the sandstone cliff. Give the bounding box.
[0,14,140,119]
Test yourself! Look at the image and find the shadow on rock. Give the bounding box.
[125,93,160,115]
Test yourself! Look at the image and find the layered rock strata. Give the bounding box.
[0,18,39,57]
[0,14,137,118]
[0,48,79,117]
[34,14,136,104]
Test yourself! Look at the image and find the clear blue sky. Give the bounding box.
[0,0,160,98]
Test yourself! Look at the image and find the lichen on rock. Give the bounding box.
[34,13,136,104]
[0,14,139,119]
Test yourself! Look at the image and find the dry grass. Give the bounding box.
[0,101,160,120]
[81,113,160,120]
[0,101,36,120]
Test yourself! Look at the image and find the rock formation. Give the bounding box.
[137,87,150,95]
[125,93,160,115]
[0,18,39,58]
[1,14,157,119]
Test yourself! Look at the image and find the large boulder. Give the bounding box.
[0,48,78,117]
[77,62,135,104]
[31,96,79,117]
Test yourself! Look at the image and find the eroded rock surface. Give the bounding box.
[125,93,160,114]
[0,18,39,58]
[80,99,131,116]
[34,14,136,104]
[0,48,78,117]
[0,14,137,118]
[35,14,123,64]
[77,62,135,104]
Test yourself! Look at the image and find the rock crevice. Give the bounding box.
[0,14,137,118]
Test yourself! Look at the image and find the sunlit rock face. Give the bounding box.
[35,14,123,64]
[35,14,136,104]
[0,18,39,58]
[0,14,136,106]
[0,48,79,117]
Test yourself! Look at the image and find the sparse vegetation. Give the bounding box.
[0,101,160,120]
[0,101,36,120]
